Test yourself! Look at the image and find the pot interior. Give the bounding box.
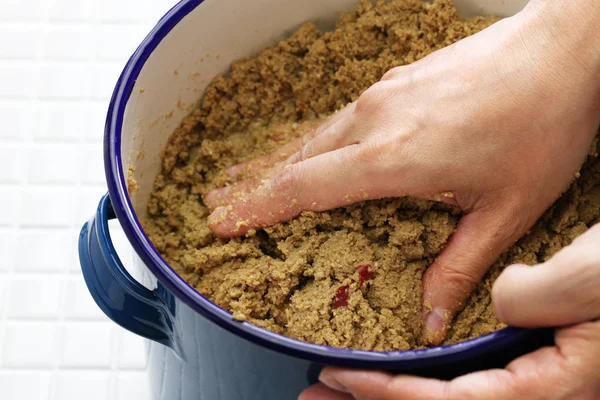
[107,0,534,365]
[121,0,528,216]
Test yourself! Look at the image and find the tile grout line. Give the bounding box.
[86,5,121,400]
[1,2,172,398]
[34,1,62,399]
[0,19,158,27]
[0,0,44,375]
[1,0,50,393]
[46,0,99,395]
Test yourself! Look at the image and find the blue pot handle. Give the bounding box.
[79,193,179,354]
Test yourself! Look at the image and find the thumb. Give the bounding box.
[422,207,525,345]
[492,222,600,327]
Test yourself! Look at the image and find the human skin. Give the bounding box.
[299,222,600,399]
[206,0,600,346]
[292,0,600,397]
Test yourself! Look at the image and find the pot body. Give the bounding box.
[77,1,554,399]
[81,199,551,400]
[143,281,552,400]
[143,277,552,400]
[143,280,315,400]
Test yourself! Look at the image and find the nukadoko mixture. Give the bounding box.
[143,0,600,351]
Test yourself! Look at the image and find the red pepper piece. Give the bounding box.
[333,285,349,309]
[357,264,374,288]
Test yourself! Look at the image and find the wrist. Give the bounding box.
[515,0,600,96]
[526,0,600,26]
[521,0,600,72]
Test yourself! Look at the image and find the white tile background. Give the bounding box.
[0,0,177,399]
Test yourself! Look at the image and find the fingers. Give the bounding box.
[285,114,358,165]
[225,118,325,178]
[225,138,305,178]
[492,222,600,327]
[311,320,600,400]
[315,367,518,400]
[207,118,360,209]
[227,103,355,180]
[204,176,264,209]
[297,383,354,400]
[207,145,381,237]
[206,138,308,209]
[206,103,357,209]
[422,208,524,345]
[318,367,447,400]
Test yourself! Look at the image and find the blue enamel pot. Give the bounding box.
[78,0,551,398]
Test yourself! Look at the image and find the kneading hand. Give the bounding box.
[205,0,600,343]
[299,222,600,400]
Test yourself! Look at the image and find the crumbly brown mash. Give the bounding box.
[143,0,600,351]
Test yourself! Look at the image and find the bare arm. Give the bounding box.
[206,0,600,345]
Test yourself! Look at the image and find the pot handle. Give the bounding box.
[79,193,178,353]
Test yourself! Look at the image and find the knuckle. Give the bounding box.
[313,121,328,138]
[381,66,404,81]
[353,137,411,190]
[439,261,482,295]
[491,219,524,249]
[275,166,300,191]
[301,130,313,147]
[354,139,390,171]
[354,81,395,116]
[381,64,414,82]
[273,166,304,209]
[355,139,383,161]
[298,142,312,162]
[382,375,402,397]
[438,382,455,400]
[479,203,531,248]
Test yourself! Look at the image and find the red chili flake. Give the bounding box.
[268,274,280,287]
[357,264,374,288]
[333,285,349,309]
[298,103,307,110]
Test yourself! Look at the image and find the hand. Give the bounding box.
[205,0,600,343]
[299,223,600,400]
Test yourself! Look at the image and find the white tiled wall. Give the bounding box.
[0,1,176,399]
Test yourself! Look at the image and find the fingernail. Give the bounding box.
[226,164,245,177]
[217,186,230,197]
[205,187,229,203]
[319,370,349,393]
[424,307,448,344]
[208,206,229,225]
